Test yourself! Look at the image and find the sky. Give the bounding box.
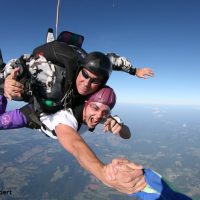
[0,0,200,106]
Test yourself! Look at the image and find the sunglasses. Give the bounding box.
[81,69,102,84]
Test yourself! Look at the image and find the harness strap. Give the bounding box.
[20,104,57,136]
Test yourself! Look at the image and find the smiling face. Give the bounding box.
[83,102,111,129]
[75,68,104,96]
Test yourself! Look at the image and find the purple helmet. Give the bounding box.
[87,86,116,110]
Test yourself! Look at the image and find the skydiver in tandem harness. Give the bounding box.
[0,30,154,130]
[0,31,150,195]
[0,78,193,200]
[2,30,191,199]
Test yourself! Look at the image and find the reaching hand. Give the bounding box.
[103,116,131,139]
[103,116,122,135]
[135,67,154,79]
[103,158,147,194]
[4,68,24,100]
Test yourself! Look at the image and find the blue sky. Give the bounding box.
[0,0,200,105]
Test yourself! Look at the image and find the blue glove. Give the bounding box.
[129,169,193,200]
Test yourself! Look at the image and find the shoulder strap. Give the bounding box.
[20,104,57,136]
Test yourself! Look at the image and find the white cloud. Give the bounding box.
[182,123,187,128]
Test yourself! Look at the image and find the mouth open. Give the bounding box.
[89,116,100,128]
[91,117,98,125]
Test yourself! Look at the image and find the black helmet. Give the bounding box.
[81,51,112,83]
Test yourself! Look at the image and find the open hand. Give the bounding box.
[135,67,154,79]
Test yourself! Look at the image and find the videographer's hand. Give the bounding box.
[4,68,24,100]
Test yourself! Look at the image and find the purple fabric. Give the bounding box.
[0,95,27,129]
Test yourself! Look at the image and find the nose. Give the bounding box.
[96,110,104,120]
[83,78,91,87]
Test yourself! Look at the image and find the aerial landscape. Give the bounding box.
[0,104,199,199]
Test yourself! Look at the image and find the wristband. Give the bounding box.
[113,115,124,125]
[129,67,137,75]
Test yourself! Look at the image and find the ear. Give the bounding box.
[82,103,88,122]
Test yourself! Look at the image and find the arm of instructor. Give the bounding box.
[55,123,144,194]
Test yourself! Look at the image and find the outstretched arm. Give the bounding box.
[55,123,144,194]
[107,53,154,79]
